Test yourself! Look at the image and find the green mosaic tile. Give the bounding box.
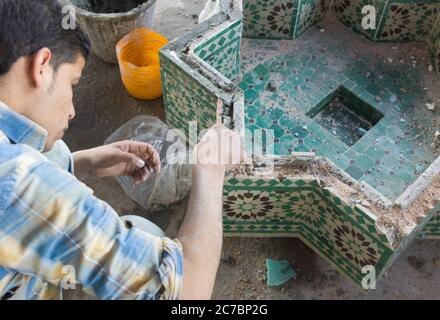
[379,2,440,41]
[428,12,440,78]
[243,0,297,39]
[333,0,389,40]
[243,0,329,40]
[223,175,394,287]
[334,0,440,42]
[294,0,329,37]
[160,53,218,137]
[240,28,438,201]
[421,211,440,239]
[193,20,243,80]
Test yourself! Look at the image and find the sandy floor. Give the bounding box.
[63,0,440,299]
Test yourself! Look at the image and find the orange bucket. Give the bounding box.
[116,28,169,100]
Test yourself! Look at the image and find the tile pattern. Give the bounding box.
[242,0,328,40]
[223,176,394,286]
[240,35,438,201]
[379,2,440,41]
[193,20,243,80]
[242,0,440,42]
[429,13,440,78]
[294,0,329,37]
[334,0,440,41]
[334,0,388,40]
[160,53,219,137]
[223,177,319,234]
[421,212,440,239]
[243,0,297,39]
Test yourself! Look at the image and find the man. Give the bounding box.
[0,0,241,300]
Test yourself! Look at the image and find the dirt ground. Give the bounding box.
[64,0,440,299]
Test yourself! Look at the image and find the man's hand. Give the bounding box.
[73,141,161,185]
[193,123,245,172]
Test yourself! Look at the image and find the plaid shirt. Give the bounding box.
[0,102,183,300]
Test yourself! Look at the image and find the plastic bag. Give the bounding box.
[199,0,220,23]
[198,0,243,24]
[105,116,192,211]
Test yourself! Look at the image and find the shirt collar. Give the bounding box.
[0,101,48,152]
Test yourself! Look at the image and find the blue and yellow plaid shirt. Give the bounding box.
[0,102,183,300]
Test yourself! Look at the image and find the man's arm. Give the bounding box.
[70,137,226,297]
[3,126,241,300]
[0,156,181,300]
[177,125,243,300]
[178,165,225,300]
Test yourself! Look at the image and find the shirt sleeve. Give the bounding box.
[42,140,75,174]
[0,154,184,300]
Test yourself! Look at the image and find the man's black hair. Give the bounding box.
[0,0,90,76]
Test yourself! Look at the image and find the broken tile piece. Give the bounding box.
[266,259,296,287]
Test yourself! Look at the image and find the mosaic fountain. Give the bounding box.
[159,0,440,288]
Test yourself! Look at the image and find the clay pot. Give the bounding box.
[61,0,157,63]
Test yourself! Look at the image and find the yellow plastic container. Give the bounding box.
[116,28,169,100]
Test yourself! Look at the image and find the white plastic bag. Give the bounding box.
[199,0,220,24]
[105,116,192,211]
[199,0,243,24]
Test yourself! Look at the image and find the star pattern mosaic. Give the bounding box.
[160,53,219,137]
[243,0,332,39]
[379,2,440,41]
[243,0,298,39]
[223,176,394,286]
[334,0,440,41]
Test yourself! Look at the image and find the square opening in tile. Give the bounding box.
[306,86,384,147]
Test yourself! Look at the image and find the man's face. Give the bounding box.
[37,55,85,151]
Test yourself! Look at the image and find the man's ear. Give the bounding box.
[29,47,53,89]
